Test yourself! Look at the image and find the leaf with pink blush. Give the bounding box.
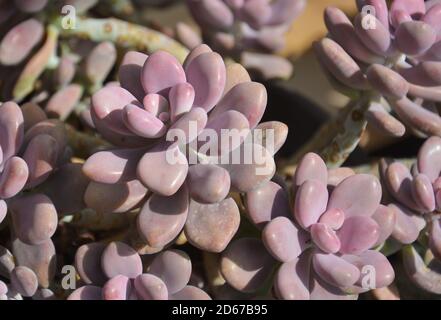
[327,174,382,218]
[22,134,58,189]
[395,21,436,56]
[185,52,225,112]
[337,216,379,255]
[67,286,102,300]
[183,44,212,69]
[0,157,28,199]
[239,0,271,29]
[85,41,116,87]
[45,84,83,121]
[423,4,441,35]
[293,152,328,188]
[366,64,409,100]
[309,270,358,300]
[372,204,396,246]
[91,86,140,136]
[187,164,230,204]
[390,0,426,23]
[245,181,290,228]
[148,249,192,294]
[141,51,186,95]
[170,286,211,300]
[294,179,328,229]
[312,252,360,288]
[168,107,207,145]
[169,82,195,122]
[0,102,24,165]
[102,275,133,300]
[327,168,355,188]
[356,0,389,28]
[83,148,144,184]
[319,208,345,230]
[353,13,391,55]
[310,223,341,254]
[411,174,435,212]
[75,242,107,286]
[137,144,188,196]
[262,216,309,262]
[185,198,240,253]
[209,82,267,129]
[143,93,169,117]
[385,162,421,211]
[429,219,441,261]
[85,179,147,214]
[389,203,426,244]
[0,19,44,66]
[21,103,47,132]
[417,136,441,182]
[365,102,406,137]
[23,119,66,155]
[397,62,441,87]
[137,185,188,248]
[134,274,168,300]
[274,253,311,300]
[119,51,148,101]
[224,63,251,95]
[122,104,167,139]
[101,241,142,279]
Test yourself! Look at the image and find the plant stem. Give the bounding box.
[54,16,189,62]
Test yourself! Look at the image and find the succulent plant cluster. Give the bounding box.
[1,0,441,301]
[316,0,441,138]
[184,0,305,79]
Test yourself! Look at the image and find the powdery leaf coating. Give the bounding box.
[10,266,38,297]
[170,285,211,300]
[75,242,107,286]
[134,274,168,300]
[185,198,240,253]
[102,275,133,300]
[67,286,102,300]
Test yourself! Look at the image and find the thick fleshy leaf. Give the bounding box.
[429,219,441,261]
[102,275,133,300]
[372,205,396,246]
[101,242,142,279]
[137,144,188,196]
[170,286,211,300]
[224,63,251,94]
[395,21,436,56]
[141,51,186,95]
[318,208,345,230]
[168,107,207,145]
[327,174,382,218]
[21,103,47,132]
[75,242,107,286]
[119,51,148,101]
[187,164,230,204]
[337,216,379,255]
[366,64,409,99]
[221,238,275,293]
[274,254,310,300]
[45,84,83,121]
[23,134,58,188]
[312,252,360,288]
[310,270,358,300]
[245,181,290,228]
[210,82,267,129]
[0,245,15,278]
[10,266,38,297]
[293,152,328,188]
[122,104,167,138]
[390,203,426,244]
[169,82,195,122]
[411,174,435,212]
[253,121,288,155]
[183,44,212,69]
[12,237,56,288]
[134,274,168,300]
[390,0,426,26]
[85,41,116,86]
[85,179,147,214]
[398,62,441,87]
[54,56,76,87]
[310,223,341,254]
[417,136,441,182]
[185,52,226,112]
[0,157,28,199]
[0,19,44,65]
[67,286,102,300]
[353,13,391,55]
[185,198,240,253]
[137,185,188,248]
[0,102,24,164]
[83,148,144,184]
[148,249,191,294]
[262,217,309,262]
[294,180,328,229]
[10,193,57,245]
[385,162,421,211]
[365,102,406,137]
[23,119,66,154]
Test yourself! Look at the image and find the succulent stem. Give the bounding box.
[53,16,189,63]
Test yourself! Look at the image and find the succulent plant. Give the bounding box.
[69,245,211,300]
[219,152,394,299]
[379,136,441,295]
[184,0,305,79]
[83,44,287,255]
[315,0,441,139]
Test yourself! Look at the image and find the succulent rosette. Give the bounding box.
[184,0,305,79]
[379,136,441,295]
[220,152,395,299]
[68,244,211,300]
[316,0,441,138]
[0,100,89,300]
[83,44,287,254]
